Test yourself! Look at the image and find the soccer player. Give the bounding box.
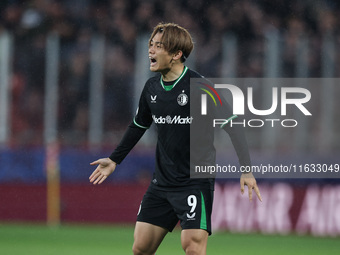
[89,23,261,255]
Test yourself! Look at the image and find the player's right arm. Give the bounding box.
[89,158,117,185]
[89,82,153,184]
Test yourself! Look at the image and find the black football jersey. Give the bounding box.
[110,66,251,191]
[133,66,214,190]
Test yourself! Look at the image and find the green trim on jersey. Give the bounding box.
[200,192,207,230]
[160,66,188,91]
[163,84,174,91]
[133,117,149,129]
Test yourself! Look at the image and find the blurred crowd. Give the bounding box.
[1,0,340,146]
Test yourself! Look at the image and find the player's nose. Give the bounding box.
[148,45,155,54]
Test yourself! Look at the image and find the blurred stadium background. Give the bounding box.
[0,0,340,254]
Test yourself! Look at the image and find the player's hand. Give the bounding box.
[89,158,117,185]
[240,172,262,202]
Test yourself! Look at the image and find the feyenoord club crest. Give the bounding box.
[177,90,188,106]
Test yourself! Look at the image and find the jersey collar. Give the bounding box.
[160,66,188,91]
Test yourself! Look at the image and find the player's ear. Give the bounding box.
[172,50,183,61]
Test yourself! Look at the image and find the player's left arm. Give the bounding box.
[240,172,262,202]
[225,124,262,202]
[218,102,262,202]
[196,78,262,201]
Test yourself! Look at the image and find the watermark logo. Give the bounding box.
[201,84,311,116]
[198,81,312,128]
[214,115,238,128]
[199,82,223,115]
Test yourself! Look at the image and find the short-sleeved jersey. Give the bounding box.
[134,66,213,191]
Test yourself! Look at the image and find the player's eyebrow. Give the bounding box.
[150,40,163,46]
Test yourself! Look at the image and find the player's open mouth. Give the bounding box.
[149,57,157,67]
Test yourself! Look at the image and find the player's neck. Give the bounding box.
[161,64,185,82]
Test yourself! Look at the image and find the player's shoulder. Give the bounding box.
[187,68,204,79]
[140,73,161,96]
[187,68,212,87]
[145,73,161,87]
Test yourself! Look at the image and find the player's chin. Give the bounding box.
[149,65,158,72]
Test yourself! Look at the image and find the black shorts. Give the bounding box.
[137,185,213,235]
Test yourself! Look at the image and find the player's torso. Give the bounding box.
[144,69,213,190]
[145,76,191,128]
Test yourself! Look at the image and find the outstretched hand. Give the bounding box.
[240,172,262,202]
[89,158,117,185]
